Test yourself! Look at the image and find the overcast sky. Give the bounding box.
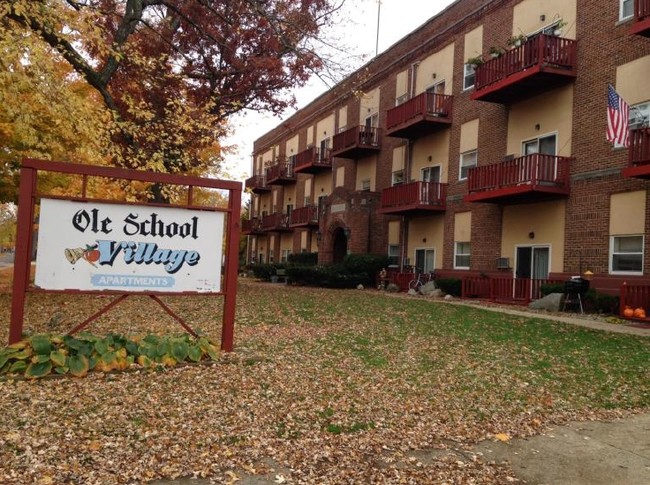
[222,0,457,181]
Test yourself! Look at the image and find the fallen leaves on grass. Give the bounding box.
[0,280,647,484]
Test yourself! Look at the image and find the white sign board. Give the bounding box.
[35,199,224,292]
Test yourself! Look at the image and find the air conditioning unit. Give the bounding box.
[496,257,510,269]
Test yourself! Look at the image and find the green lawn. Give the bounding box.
[0,280,648,484]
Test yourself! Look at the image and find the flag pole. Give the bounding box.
[375,0,381,57]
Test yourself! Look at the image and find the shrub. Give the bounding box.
[249,263,275,281]
[540,283,564,296]
[584,290,619,315]
[285,265,367,289]
[342,254,390,287]
[436,278,462,297]
[287,252,318,266]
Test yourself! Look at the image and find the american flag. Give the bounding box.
[606,84,630,147]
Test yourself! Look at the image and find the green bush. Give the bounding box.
[584,290,619,315]
[249,263,287,281]
[436,278,462,297]
[540,283,564,296]
[287,252,318,266]
[342,254,390,287]
[285,265,367,288]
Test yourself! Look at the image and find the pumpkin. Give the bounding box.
[633,307,646,319]
[623,306,634,318]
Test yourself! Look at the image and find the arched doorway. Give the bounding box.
[332,227,348,263]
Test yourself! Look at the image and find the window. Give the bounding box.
[630,102,650,130]
[269,250,274,263]
[392,170,405,186]
[463,64,476,91]
[395,94,408,106]
[459,150,477,180]
[620,0,634,20]
[388,244,400,266]
[361,178,371,191]
[319,138,330,161]
[455,242,471,269]
[421,166,440,183]
[281,249,291,262]
[522,134,557,155]
[610,235,643,274]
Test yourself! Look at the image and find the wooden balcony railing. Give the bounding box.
[462,276,564,304]
[294,147,333,173]
[289,205,318,226]
[475,34,577,90]
[241,218,262,234]
[631,0,650,36]
[467,154,571,201]
[332,125,382,158]
[380,181,447,213]
[261,212,290,232]
[266,158,295,184]
[630,128,650,166]
[386,92,453,137]
[620,282,650,320]
[244,174,269,193]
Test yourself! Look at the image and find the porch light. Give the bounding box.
[343,227,351,239]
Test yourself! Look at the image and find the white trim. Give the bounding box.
[619,0,634,21]
[521,131,559,156]
[413,247,436,273]
[459,150,477,181]
[462,64,475,91]
[513,244,552,279]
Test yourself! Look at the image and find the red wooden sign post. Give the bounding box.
[10,159,241,351]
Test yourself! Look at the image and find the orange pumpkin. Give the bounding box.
[623,306,634,318]
[634,307,646,319]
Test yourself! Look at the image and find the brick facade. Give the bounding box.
[245,0,650,294]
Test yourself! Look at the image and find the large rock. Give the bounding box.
[386,283,400,293]
[528,292,563,312]
[407,288,418,296]
[418,281,437,296]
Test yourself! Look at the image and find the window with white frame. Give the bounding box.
[463,64,476,91]
[281,249,291,262]
[459,150,477,180]
[388,244,400,266]
[421,166,441,183]
[522,134,557,155]
[620,0,634,20]
[454,242,471,269]
[392,169,405,186]
[610,235,643,274]
[630,102,650,130]
[269,249,274,263]
[395,94,408,106]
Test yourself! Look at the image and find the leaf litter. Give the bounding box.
[0,280,648,484]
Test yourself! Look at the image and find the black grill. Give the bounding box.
[565,278,590,294]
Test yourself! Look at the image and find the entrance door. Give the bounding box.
[515,246,550,299]
[332,228,348,263]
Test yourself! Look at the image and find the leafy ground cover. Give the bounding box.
[0,280,648,484]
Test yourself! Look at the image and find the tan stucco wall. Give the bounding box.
[300,230,308,250]
[464,25,483,61]
[282,185,296,208]
[396,69,408,100]
[501,200,566,272]
[460,119,479,153]
[316,113,335,144]
[610,191,646,235]
[304,178,312,200]
[356,158,375,191]
[513,0,577,39]
[359,87,381,124]
[286,134,299,156]
[392,146,406,172]
[616,56,650,105]
[258,193,272,214]
[454,211,472,241]
[280,233,293,256]
[407,215,445,268]
[388,220,400,245]
[338,106,348,131]
[263,148,274,166]
[416,43,454,95]
[335,166,345,187]
[412,131,451,182]
[307,126,314,146]
[507,85,573,156]
[314,172,331,196]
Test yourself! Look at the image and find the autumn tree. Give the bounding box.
[4,0,345,199]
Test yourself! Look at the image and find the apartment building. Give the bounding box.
[243,0,650,296]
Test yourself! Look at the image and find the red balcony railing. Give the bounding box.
[462,276,564,304]
[332,125,382,159]
[623,128,650,179]
[261,212,291,232]
[241,218,263,234]
[244,174,270,193]
[386,92,453,139]
[630,0,650,36]
[620,282,650,321]
[472,34,577,103]
[466,154,571,203]
[289,205,318,227]
[379,181,447,215]
[266,158,296,185]
[294,147,333,174]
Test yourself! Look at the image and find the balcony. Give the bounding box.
[465,154,571,203]
[244,174,270,194]
[471,34,577,104]
[622,128,650,179]
[289,205,319,227]
[332,125,382,159]
[630,0,650,36]
[379,181,447,215]
[266,158,296,185]
[294,147,333,174]
[261,212,291,232]
[386,92,453,139]
[241,218,263,235]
